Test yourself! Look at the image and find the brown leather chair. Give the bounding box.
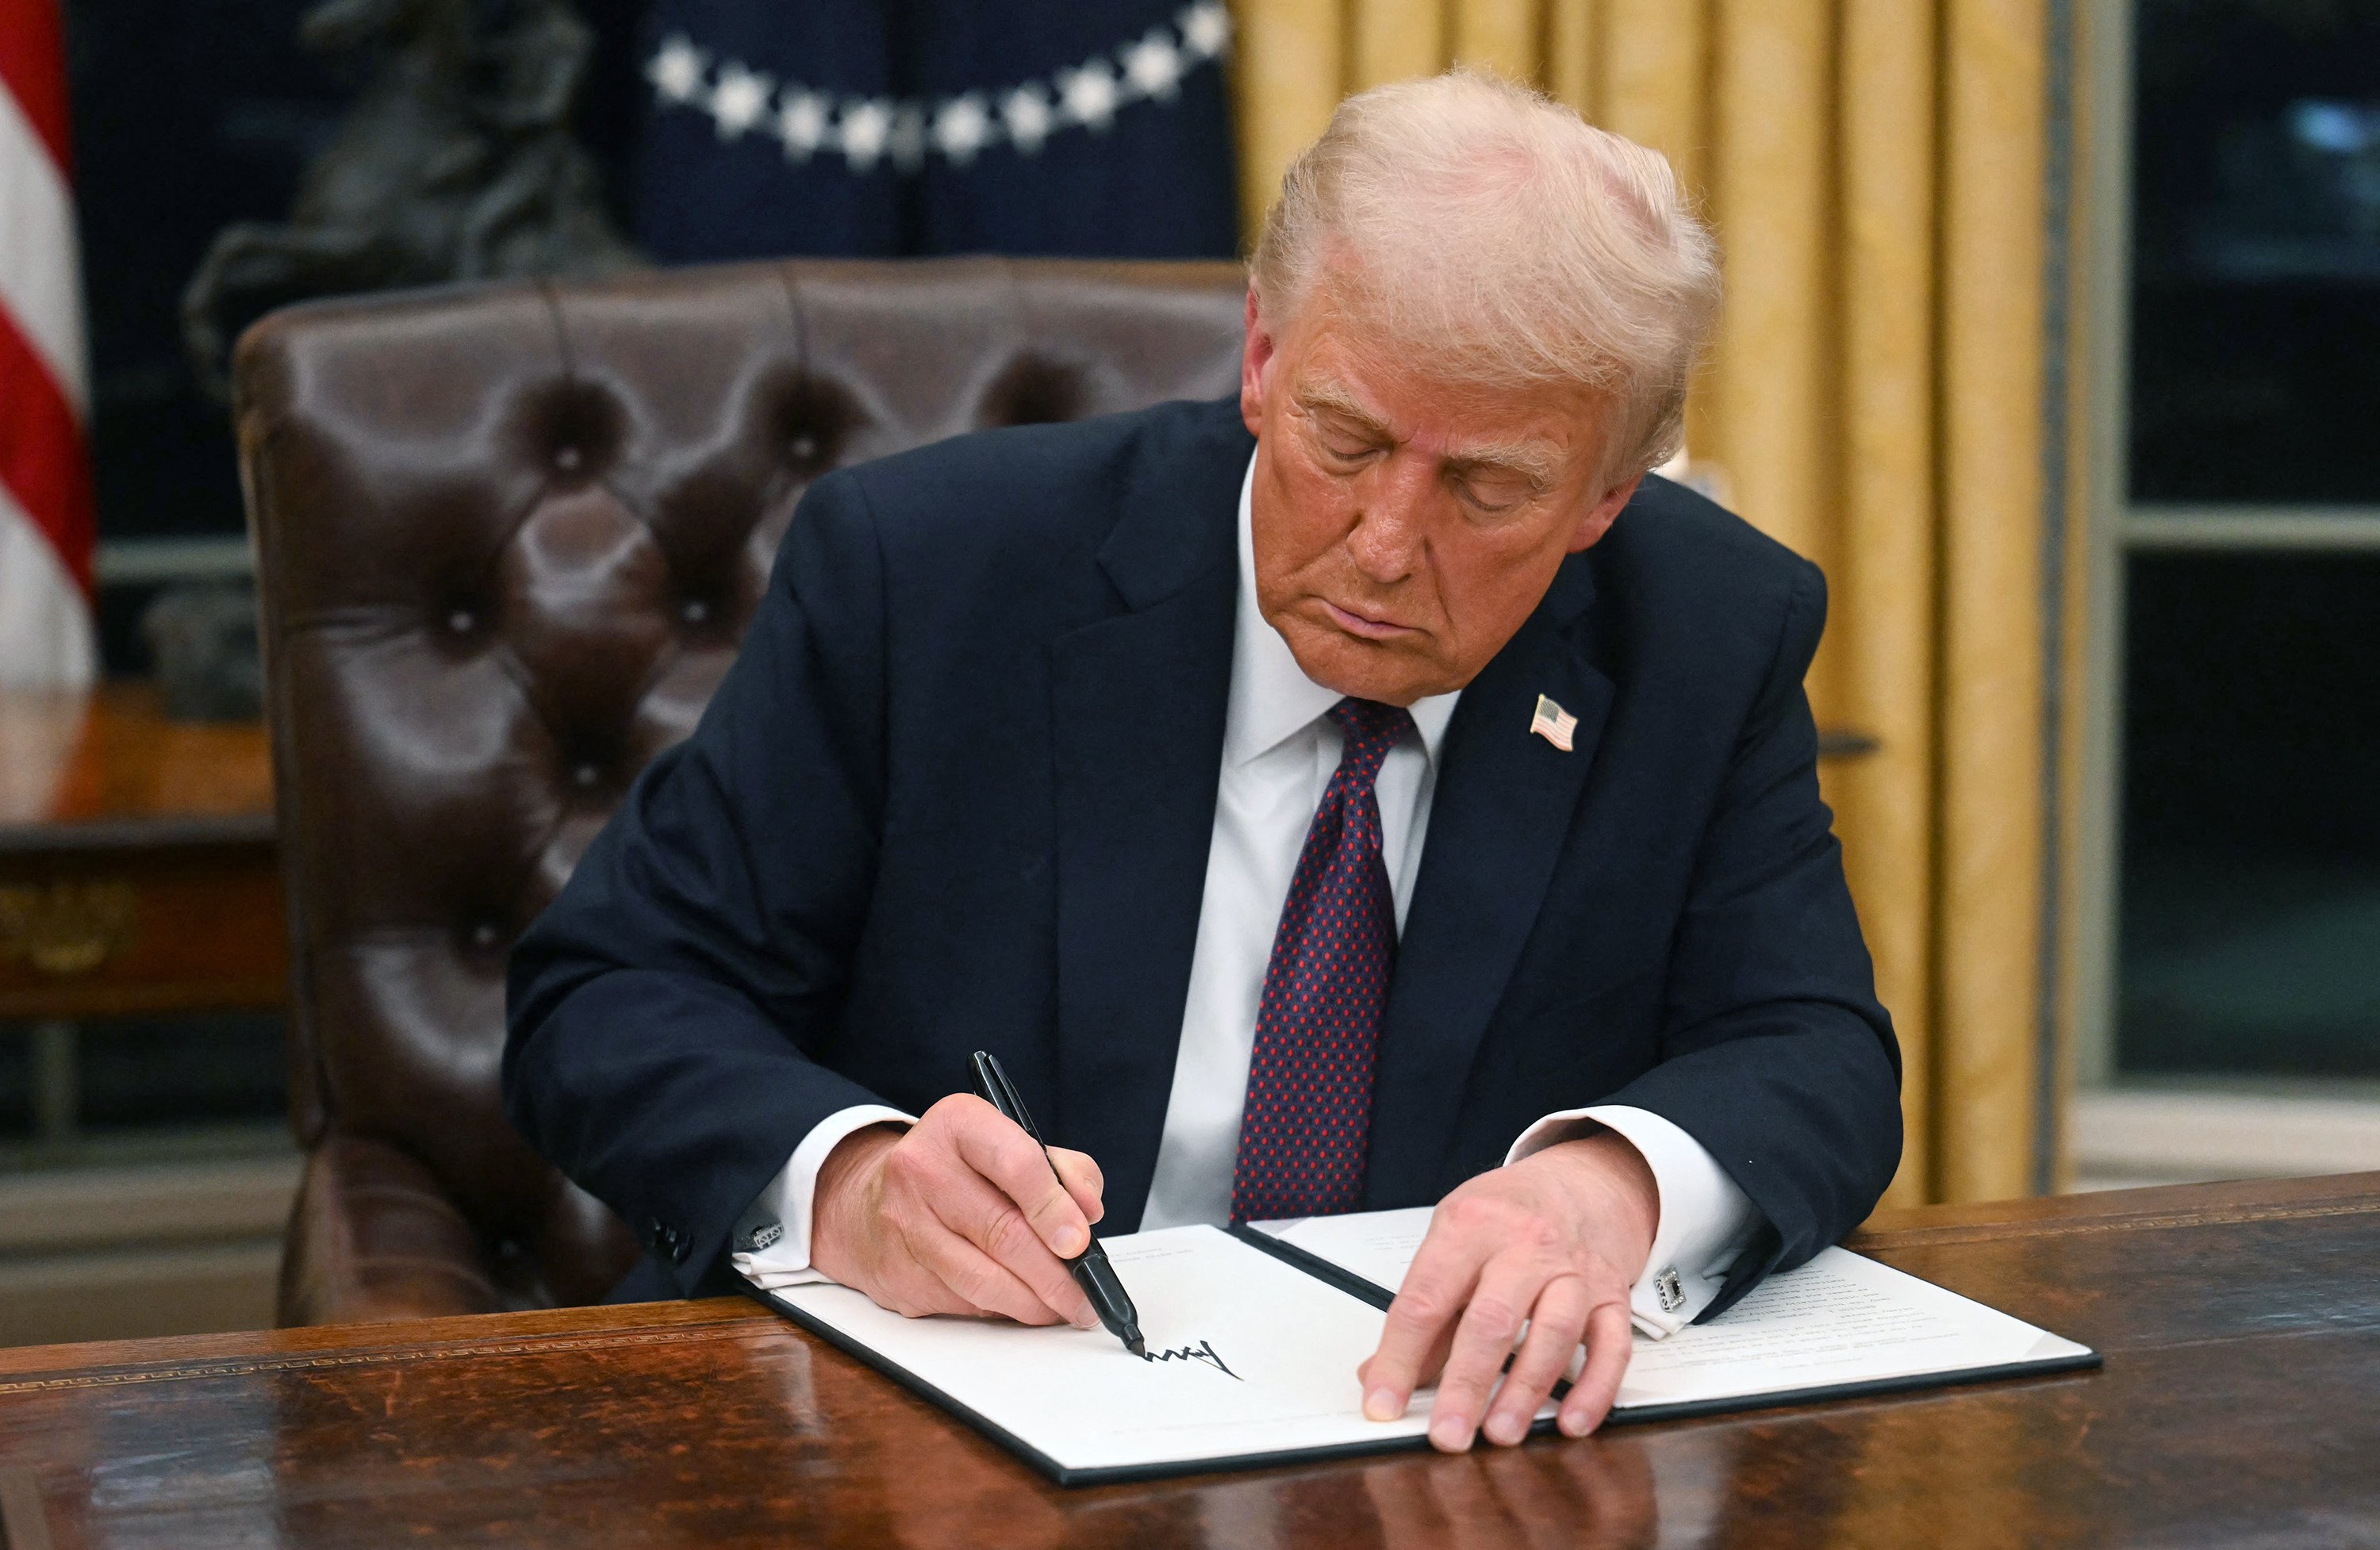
[236,258,1249,1326]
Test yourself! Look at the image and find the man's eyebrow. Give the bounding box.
[1293,382,1391,435]
[1444,443,1560,491]
[1296,380,1561,489]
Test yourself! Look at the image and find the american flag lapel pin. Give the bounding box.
[1529,693,1578,752]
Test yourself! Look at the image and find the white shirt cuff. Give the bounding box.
[731,1104,915,1291]
[1507,1104,1759,1339]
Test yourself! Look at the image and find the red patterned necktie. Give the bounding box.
[1230,696,1416,1224]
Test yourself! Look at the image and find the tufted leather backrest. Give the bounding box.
[236,258,1250,1308]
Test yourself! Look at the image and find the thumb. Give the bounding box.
[1046,1146,1106,1224]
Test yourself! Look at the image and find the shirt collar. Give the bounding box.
[1225,451,1461,767]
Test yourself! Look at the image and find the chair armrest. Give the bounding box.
[277,1130,505,1326]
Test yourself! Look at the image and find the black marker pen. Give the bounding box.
[969,1049,1146,1358]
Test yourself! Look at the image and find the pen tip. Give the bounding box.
[1127,1337,1146,1359]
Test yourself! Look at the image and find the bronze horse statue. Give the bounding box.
[182,0,639,391]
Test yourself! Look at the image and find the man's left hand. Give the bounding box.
[1357,1130,1658,1451]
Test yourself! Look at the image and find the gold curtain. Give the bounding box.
[1223,0,2049,1208]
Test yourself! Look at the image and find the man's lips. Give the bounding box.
[1320,600,1416,640]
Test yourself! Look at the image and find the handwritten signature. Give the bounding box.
[1140,1338,1242,1380]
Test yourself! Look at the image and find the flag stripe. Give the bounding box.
[0,81,87,415]
[0,477,96,690]
[0,0,72,171]
[0,303,94,592]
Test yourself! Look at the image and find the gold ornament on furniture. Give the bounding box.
[0,883,138,977]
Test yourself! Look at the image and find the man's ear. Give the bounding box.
[1240,288,1275,437]
[1567,472,1643,554]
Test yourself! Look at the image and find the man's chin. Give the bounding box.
[1278,618,1444,707]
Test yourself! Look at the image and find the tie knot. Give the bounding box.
[1328,697,1414,777]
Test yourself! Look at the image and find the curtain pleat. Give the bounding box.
[1450,0,1542,79]
[1596,0,1712,196]
[1230,0,1344,240]
[1223,0,2052,1206]
[1544,0,1597,114]
[1708,0,1834,569]
[1836,0,1941,1208]
[1349,0,1443,90]
[1933,0,2046,1203]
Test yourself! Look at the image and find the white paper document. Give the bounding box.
[1255,1205,1438,1291]
[763,1211,2094,1484]
[1261,1207,2096,1414]
[765,1224,1557,1481]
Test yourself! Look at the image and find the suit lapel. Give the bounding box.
[1048,402,1250,1231]
[1365,563,1614,1206]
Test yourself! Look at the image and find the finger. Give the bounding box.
[1484,1276,1592,1446]
[931,1168,1099,1328]
[1045,1146,1106,1224]
[1425,1260,1545,1452]
[879,1232,977,1319]
[950,1103,1095,1259]
[1556,1299,1635,1437]
[906,1207,1071,1326]
[1361,1314,1456,1404]
[1362,1237,1484,1421]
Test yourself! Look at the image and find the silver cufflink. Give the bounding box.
[1656,1267,1685,1313]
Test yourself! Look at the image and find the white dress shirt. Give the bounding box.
[739,455,1758,1335]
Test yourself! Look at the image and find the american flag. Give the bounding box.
[0,0,98,689]
[1529,693,1578,752]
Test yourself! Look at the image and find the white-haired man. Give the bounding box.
[507,71,1902,1450]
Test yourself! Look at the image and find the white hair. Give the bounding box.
[1250,69,1721,478]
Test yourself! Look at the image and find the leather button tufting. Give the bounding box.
[237,258,1253,1327]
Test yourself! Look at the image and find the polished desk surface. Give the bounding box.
[0,686,274,838]
[0,1173,2372,1548]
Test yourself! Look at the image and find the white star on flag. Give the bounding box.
[1122,33,1184,100]
[708,63,771,140]
[647,9,1234,173]
[1057,61,1119,131]
[647,36,707,104]
[777,90,830,159]
[1002,85,1054,155]
[1178,2,1232,59]
[838,98,893,171]
[1530,694,1578,752]
[932,94,992,164]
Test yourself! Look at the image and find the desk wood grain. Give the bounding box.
[0,1173,2373,1548]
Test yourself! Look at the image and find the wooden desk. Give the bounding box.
[0,1173,2372,1548]
[0,686,282,1021]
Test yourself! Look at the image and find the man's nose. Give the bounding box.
[1345,462,1430,584]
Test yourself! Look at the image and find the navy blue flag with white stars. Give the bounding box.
[635,1,1239,261]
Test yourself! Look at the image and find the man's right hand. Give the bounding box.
[808,1093,1106,1327]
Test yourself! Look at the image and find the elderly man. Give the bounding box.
[505,71,1900,1452]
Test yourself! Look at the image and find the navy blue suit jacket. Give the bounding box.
[504,396,1902,1308]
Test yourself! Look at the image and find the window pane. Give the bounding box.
[2129,0,2380,503]
[2118,552,2380,1076]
